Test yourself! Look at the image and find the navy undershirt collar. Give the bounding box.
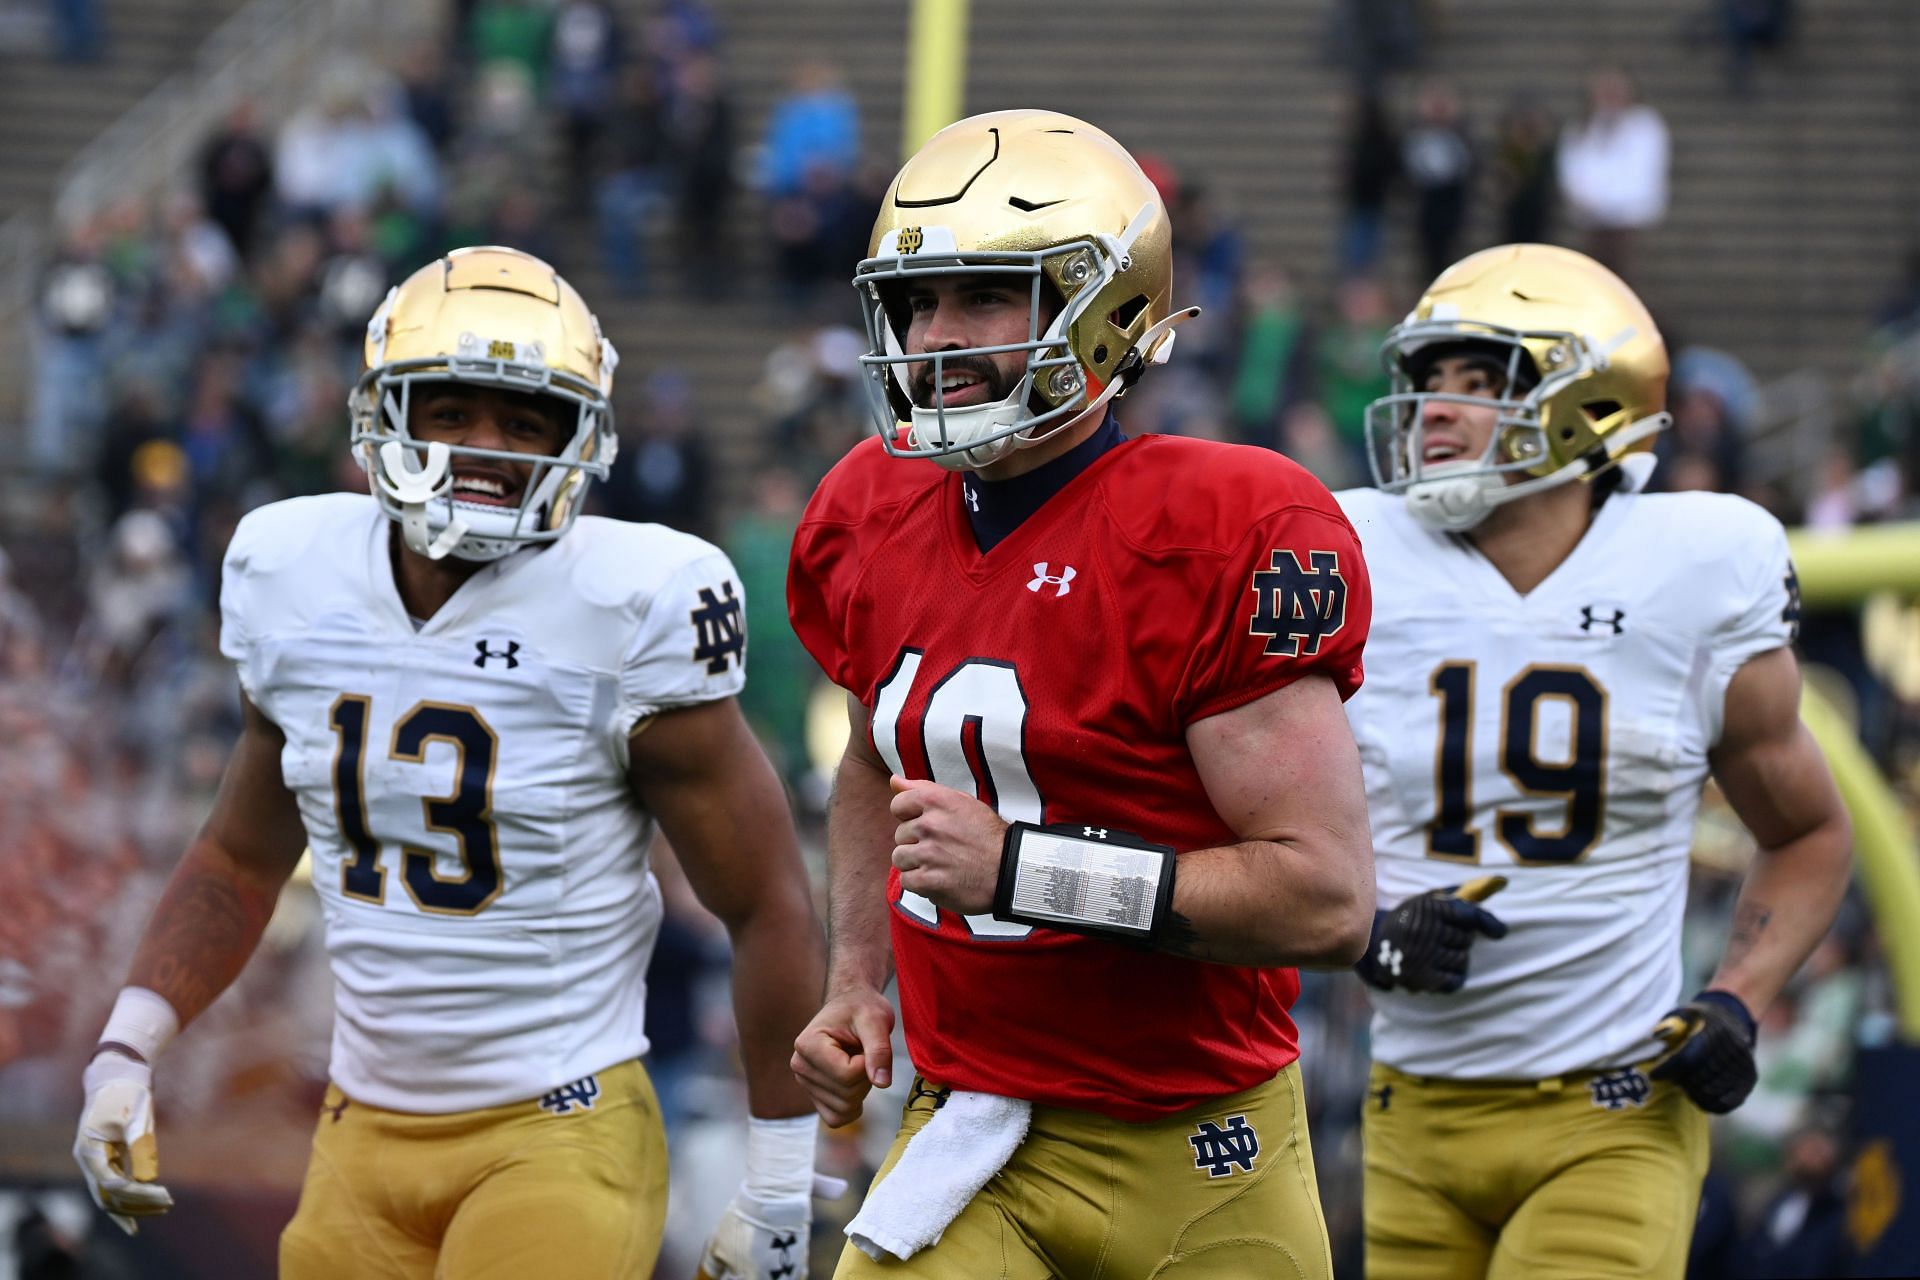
[962,412,1126,552]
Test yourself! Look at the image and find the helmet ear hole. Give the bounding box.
[1582,399,1622,422]
[1108,294,1149,332]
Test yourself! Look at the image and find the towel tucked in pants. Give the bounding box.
[833,1062,1331,1279]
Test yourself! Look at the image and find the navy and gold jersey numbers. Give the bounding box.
[327,696,502,915]
[1247,550,1347,657]
[690,580,745,674]
[1426,662,1607,865]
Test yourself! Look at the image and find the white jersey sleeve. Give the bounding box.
[1702,500,1799,744]
[219,500,309,703]
[614,546,749,739]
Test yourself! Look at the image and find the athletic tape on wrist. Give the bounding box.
[743,1114,818,1203]
[98,987,181,1064]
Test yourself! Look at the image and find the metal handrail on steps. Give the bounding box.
[52,0,385,227]
[0,0,394,439]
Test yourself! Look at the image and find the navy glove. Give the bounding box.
[1649,990,1757,1114]
[1354,876,1509,994]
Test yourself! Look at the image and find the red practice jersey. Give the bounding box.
[789,433,1371,1120]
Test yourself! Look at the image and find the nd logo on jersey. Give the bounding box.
[689,580,745,674]
[1248,549,1347,657]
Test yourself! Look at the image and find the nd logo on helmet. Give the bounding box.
[487,339,516,360]
[897,226,924,254]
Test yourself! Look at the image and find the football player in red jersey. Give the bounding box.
[786,110,1377,1279]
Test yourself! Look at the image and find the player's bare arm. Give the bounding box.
[75,693,306,1232]
[126,694,308,1024]
[1704,645,1852,1016]
[888,674,1374,969]
[791,694,898,1128]
[1175,672,1375,966]
[626,695,824,1121]
[1646,643,1850,1115]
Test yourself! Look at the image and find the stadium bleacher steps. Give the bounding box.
[553,0,1920,518]
[0,0,252,224]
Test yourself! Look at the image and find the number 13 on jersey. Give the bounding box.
[329,694,503,915]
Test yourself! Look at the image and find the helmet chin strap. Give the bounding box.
[1406,412,1672,533]
[378,441,470,560]
[1404,466,1512,532]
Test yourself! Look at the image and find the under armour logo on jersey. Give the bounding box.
[1248,549,1346,657]
[539,1074,601,1115]
[964,482,980,513]
[1579,606,1626,635]
[1588,1068,1652,1111]
[1189,1114,1260,1177]
[690,581,745,674]
[1083,827,1108,839]
[474,639,521,668]
[1783,565,1802,640]
[1028,563,1076,596]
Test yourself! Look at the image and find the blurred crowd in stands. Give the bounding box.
[0,0,1912,1277]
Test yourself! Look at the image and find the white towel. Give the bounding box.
[846,1090,1032,1262]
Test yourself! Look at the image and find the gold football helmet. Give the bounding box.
[1365,243,1670,531]
[853,109,1197,469]
[350,246,618,560]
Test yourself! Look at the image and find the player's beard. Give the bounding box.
[911,355,1020,411]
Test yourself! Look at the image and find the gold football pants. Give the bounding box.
[279,1059,668,1280]
[1362,1061,1709,1280]
[834,1062,1332,1279]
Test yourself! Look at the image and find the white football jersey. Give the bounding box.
[220,494,749,1112]
[1337,486,1797,1080]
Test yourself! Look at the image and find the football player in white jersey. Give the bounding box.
[1338,243,1853,1279]
[71,247,832,1280]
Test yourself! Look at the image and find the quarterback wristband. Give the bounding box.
[98,986,181,1065]
[743,1114,819,1203]
[992,821,1176,943]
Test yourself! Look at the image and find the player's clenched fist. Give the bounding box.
[888,776,1007,916]
[791,988,894,1128]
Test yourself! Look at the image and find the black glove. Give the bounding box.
[1649,990,1757,1114]
[1354,876,1509,994]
